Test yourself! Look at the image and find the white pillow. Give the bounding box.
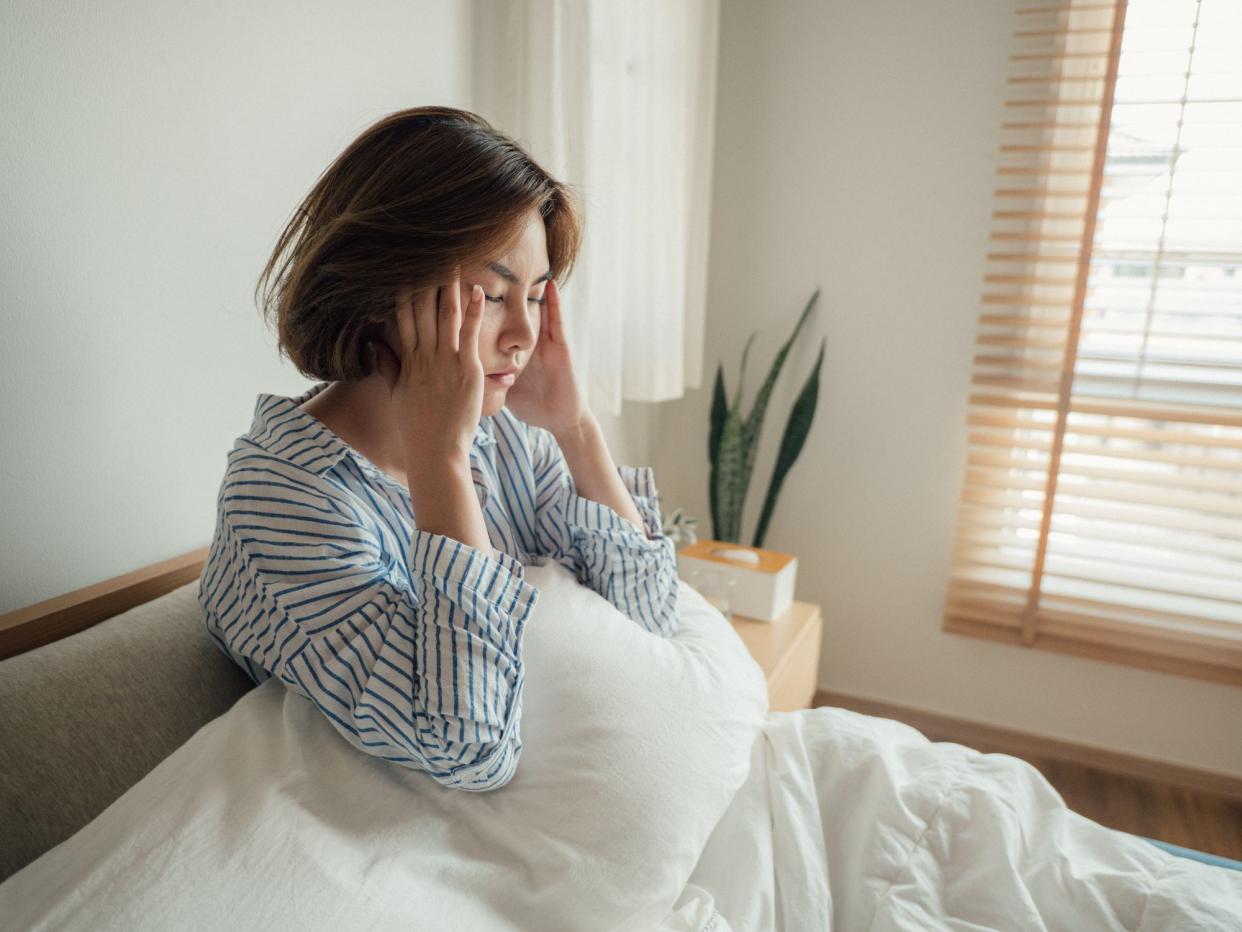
[0,560,768,931]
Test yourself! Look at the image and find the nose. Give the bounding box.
[498,297,539,356]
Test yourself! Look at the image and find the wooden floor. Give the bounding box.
[915,725,1242,861]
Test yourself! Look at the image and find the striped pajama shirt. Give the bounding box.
[197,381,680,792]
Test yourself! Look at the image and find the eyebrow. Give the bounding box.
[489,261,552,285]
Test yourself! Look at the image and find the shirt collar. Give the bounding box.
[246,381,497,478]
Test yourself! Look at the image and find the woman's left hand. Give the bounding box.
[505,278,591,438]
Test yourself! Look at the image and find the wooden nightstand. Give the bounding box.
[730,601,823,712]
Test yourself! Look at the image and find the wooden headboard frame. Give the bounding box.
[0,548,209,661]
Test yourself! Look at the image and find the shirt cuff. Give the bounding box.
[407,529,541,623]
[565,465,668,541]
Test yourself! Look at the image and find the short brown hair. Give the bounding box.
[256,106,584,382]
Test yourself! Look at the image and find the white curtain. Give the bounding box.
[471,0,719,416]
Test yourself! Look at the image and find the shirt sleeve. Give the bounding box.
[198,463,539,793]
[526,425,681,638]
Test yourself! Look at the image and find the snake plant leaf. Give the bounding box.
[733,332,758,410]
[751,336,826,549]
[714,406,748,543]
[708,364,728,538]
[735,287,822,530]
[718,331,759,539]
[742,288,821,454]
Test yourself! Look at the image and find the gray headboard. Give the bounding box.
[0,581,255,882]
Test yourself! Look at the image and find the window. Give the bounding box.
[943,0,1242,685]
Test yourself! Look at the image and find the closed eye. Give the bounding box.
[484,292,546,305]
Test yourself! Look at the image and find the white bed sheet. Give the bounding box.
[671,707,1242,931]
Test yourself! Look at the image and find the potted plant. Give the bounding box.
[708,288,825,548]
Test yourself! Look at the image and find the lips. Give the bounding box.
[486,369,518,386]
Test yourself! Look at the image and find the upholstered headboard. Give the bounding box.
[0,567,255,882]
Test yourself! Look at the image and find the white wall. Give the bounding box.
[651,0,1242,776]
[0,0,475,612]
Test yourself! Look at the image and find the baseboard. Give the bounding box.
[812,688,1242,803]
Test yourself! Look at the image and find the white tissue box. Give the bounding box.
[676,539,798,623]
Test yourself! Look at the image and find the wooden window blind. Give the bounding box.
[943,0,1242,686]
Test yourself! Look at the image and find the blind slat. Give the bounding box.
[966,392,1242,428]
[955,545,1242,606]
[957,492,1240,541]
[956,521,1242,565]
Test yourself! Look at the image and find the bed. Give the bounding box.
[2,551,1240,930]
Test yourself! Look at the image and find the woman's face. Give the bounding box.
[381,209,549,417]
[459,210,549,416]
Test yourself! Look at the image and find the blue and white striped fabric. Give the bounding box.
[197,381,680,791]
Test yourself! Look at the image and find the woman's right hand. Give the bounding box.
[371,268,486,463]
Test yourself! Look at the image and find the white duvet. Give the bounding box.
[674,710,1242,931]
[2,562,1239,930]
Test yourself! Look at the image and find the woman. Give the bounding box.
[197,106,680,792]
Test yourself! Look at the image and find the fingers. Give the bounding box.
[395,288,418,357]
[395,269,481,369]
[436,267,462,355]
[544,278,559,343]
[412,285,436,355]
[461,284,483,360]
